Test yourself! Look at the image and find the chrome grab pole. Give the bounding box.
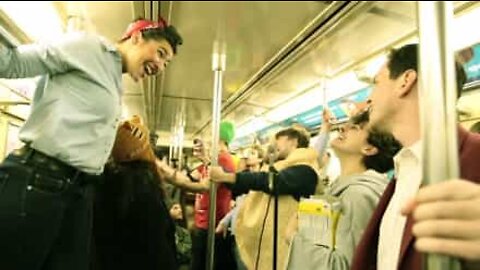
[417,2,461,270]
[206,41,226,270]
[321,76,328,110]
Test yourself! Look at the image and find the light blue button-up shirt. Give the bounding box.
[0,32,123,174]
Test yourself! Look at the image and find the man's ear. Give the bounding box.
[361,145,379,156]
[395,69,417,98]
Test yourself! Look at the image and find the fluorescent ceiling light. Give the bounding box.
[362,54,388,79]
[303,115,321,124]
[265,89,324,122]
[0,2,64,42]
[326,72,369,102]
[236,70,370,139]
[236,117,269,138]
[301,112,322,122]
[121,106,130,120]
[453,5,480,49]
[254,72,367,133]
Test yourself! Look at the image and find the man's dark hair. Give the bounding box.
[350,109,370,128]
[364,128,402,173]
[275,127,310,148]
[387,43,467,98]
[130,17,183,54]
[351,110,402,173]
[470,122,480,133]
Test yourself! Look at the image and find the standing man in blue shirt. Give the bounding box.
[0,17,183,270]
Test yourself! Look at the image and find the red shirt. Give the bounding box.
[194,151,234,230]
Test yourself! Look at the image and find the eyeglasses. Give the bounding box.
[338,123,362,133]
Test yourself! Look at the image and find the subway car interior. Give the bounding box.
[0,1,480,270]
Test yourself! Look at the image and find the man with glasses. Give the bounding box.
[286,109,401,270]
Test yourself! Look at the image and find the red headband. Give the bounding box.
[121,18,167,40]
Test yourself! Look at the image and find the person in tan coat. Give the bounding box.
[210,126,323,270]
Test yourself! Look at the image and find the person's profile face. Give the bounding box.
[169,203,183,220]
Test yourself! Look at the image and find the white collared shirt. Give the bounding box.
[377,141,422,270]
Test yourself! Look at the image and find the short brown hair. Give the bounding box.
[275,127,310,148]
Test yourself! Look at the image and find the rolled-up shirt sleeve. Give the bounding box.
[0,33,92,78]
[314,130,329,166]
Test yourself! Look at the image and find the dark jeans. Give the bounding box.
[0,148,97,270]
[191,228,236,270]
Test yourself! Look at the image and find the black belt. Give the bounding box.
[8,146,97,185]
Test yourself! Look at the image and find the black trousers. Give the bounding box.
[0,149,97,270]
[191,228,236,270]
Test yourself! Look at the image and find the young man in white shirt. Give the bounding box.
[351,43,480,270]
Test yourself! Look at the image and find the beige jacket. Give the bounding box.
[234,148,323,270]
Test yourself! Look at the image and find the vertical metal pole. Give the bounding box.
[171,125,178,166]
[169,123,174,165]
[206,41,226,270]
[417,2,461,270]
[178,127,184,169]
[321,77,328,110]
[273,172,278,270]
[179,104,186,169]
